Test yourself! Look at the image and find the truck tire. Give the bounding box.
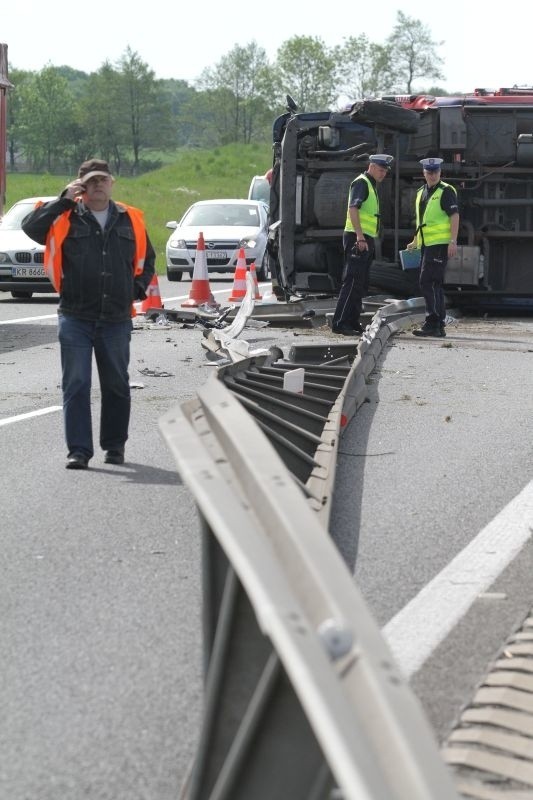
[369,263,420,297]
[349,100,419,134]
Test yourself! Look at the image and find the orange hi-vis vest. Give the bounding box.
[42,202,147,293]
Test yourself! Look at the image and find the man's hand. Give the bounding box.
[64,179,87,201]
[406,240,417,252]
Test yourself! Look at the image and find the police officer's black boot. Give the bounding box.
[413,320,442,337]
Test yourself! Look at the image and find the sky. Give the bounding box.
[3,0,533,96]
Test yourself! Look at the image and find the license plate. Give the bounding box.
[206,251,227,260]
[12,266,47,278]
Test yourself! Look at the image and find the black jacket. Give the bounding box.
[22,196,156,322]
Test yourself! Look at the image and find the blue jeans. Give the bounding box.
[58,314,132,459]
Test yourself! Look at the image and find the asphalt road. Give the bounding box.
[331,314,533,742]
[1,278,533,799]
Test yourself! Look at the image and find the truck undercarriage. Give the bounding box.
[267,90,533,312]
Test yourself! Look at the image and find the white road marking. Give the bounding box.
[0,314,56,325]
[161,288,228,303]
[383,480,533,678]
[162,283,270,304]
[0,283,273,325]
[0,406,62,427]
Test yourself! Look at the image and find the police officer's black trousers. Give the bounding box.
[419,244,448,325]
[333,232,374,329]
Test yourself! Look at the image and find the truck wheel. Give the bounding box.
[369,264,420,297]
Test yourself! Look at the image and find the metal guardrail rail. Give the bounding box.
[216,296,425,525]
[159,298,460,799]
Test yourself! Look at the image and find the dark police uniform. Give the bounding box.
[412,156,460,337]
[332,154,393,335]
[417,180,459,329]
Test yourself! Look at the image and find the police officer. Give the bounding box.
[407,157,459,337]
[332,154,394,336]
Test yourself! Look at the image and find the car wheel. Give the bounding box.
[11,290,33,299]
[256,253,270,281]
[166,270,183,282]
[188,271,194,280]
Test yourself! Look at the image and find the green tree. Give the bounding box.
[334,35,393,101]
[79,62,126,172]
[117,47,173,173]
[273,36,337,112]
[54,65,90,99]
[196,41,274,144]
[5,68,32,168]
[385,11,444,94]
[158,78,197,147]
[425,85,453,97]
[16,65,78,171]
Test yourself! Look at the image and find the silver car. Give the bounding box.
[0,196,56,299]
[165,199,269,281]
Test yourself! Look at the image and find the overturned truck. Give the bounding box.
[267,88,533,311]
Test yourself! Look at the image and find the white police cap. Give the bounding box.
[420,157,443,171]
[369,154,394,169]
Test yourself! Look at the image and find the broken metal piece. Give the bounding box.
[201,274,271,364]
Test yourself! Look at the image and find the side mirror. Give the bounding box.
[166,221,178,230]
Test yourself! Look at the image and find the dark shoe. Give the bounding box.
[66,453,89,470]
[332,323,363,336]
[439,325,446,337]
[104,449,125,465]
[413,325,441,337]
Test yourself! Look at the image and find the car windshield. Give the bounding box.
[1,201,39,230]
[249,178,270,204]
[182,204,260,227]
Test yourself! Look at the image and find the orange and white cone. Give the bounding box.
[227,248,248,303]
[249,261,263,300]
[136,273,164,313]
[182,232,213,308]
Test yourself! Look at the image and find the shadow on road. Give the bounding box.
[89,461,183,486]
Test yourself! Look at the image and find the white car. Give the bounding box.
[165,199,270,281]
[0,196,57,299]
[248,174,271,206]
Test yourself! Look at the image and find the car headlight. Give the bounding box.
[0,252,12,264]
[169,239,187,249]
[239,237,257,249]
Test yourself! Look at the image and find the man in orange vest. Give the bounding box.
[22,158,156,469]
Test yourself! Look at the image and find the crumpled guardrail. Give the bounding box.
[158,294,460,799]
[210,292,426,527]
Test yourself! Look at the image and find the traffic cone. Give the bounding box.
[227,248,248,303]
[139,273,164,313]
[249,261,263,300]
[182,232,213,308]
